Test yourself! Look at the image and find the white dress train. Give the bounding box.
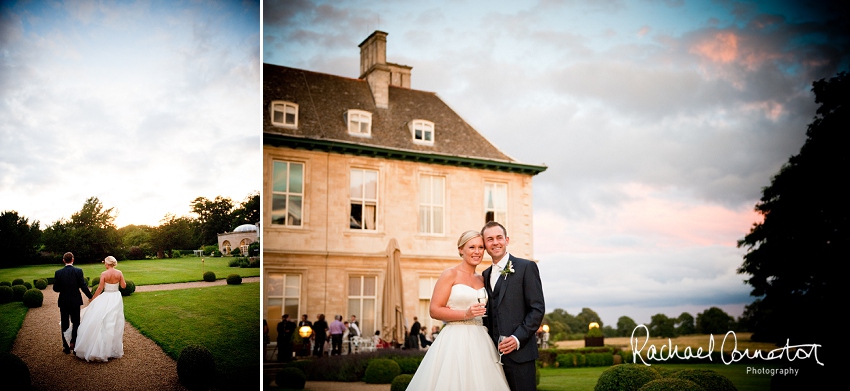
[65,282,125,362]
[406,284,510,391]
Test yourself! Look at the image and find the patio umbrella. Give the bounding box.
[381,238,405,346]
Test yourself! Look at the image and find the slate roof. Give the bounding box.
[263,63,546,175]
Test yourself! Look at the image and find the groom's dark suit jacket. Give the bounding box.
[54,264,93,307]
[483,254,545,364]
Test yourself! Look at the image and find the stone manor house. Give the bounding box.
[263,31,546,344]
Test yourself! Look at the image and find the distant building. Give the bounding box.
[217,223,258,256]
[263,31,546,343]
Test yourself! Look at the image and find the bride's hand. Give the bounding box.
[467,303,486,318]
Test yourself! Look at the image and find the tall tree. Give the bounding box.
[190,196,235,245]
[648,314,677,338]
[738,71,846,344]
[0,211,42,266]
[696,307,735,335]
[231,192,260,225]
[616,316,637,337]
[576,307,603,329]
[676,312,696,335]
[43,197,121,263]
[151,214,198,258]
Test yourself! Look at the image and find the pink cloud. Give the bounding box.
[690,31,738,63]
[637,26,651,37]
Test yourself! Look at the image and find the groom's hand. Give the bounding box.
[498,336,518,354]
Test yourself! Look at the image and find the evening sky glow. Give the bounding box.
[0,1,261,228]
[263,0,849,325]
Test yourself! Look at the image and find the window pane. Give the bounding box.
[364,204,376,230]
[418,176,429,203]
[433,177,443,204]
[363,276,376,296]
[273,162,288,192]
[434,206,443,233]
[419,278,432,299]
[350,170,363,198]
[495,185,507,209]
[273,110,284,123]
[425,130,432,141]
[285,112,295,124]
[289,163,303,193]
[285,275,300,296]
[271,194,288,225]
[284,298,299,319]
[415,128,422,139]
[485,211,495,224]
[360,121,369,134]
[268,274,283,296]
[497,211,507,223]
[348,299,359,319]
[288,196,302,226]
[349,277,361,296]
[419,205,430,233]
[364,171,377,200]
[362,298,376,335]
[267,305,281,341]
[350,203,363,229]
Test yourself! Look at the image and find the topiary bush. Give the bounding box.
[34,279,48,290]
[672,369,736,391]
[226,274,242,285]
[391,374,413,391]
[393,357,422,374]
[363,359,401,384]
[556,353,576,368]
[22,282,32,289]
[638,378,703,391]
[22,289,44,308]
[91,276,100,287]
[177,344,216,390]
[119,280,136,296]
[0,352,31,389]
[12,278,24,286]
[595,364,662,391]
[0,281,11,287]
[11,285,27,301]
[275,367,307,389]
[0,286,13,304]
[203,271,216,282]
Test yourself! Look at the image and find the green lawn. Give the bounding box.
[124,282,260,389]
[0,256,259,286]
[538,363,777,391]
[0,302,29,353]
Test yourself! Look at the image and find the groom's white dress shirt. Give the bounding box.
[489,252,520,349]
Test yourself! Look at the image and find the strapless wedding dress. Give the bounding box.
[67,282,125,362]
[406,284,509,391]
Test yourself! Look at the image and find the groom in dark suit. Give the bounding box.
[482,221,545,391]
[54,252,93,354]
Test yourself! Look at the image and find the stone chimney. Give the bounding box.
[359,31,412,109]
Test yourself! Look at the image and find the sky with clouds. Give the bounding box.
[0,1,260,229]
[264,0,848,326]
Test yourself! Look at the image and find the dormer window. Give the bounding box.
[271,101,298,128]
[410,120,434,145]
[346,109,372,136]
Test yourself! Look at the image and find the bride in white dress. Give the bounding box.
[66,255,126,362]
[407,231,510,391]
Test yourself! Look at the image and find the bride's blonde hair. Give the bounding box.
[104,256,117,266]
[457,230,482,252]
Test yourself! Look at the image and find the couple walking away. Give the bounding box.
[407,221,545,391]
[55,252,127,362]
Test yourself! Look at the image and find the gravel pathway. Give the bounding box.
[11,279,258,391]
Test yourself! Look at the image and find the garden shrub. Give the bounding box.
[576,353,587,367]
[177,345,216,390]
[230,247,241,256]
[672,369,736,391]
[595,364,662,391]
[171,250,182,258]
[22,282,32,289]
[11,285,27,301]
[119,280,136,296]
[203,271,216,282]
[0,286,13,304]
[393,357,421,374]
[276,367,307,389]
[226,274,242,285]
[12,278,24,286]
[34,279,47,290]
[391,374,413,391]
[128,246,146,260]
[638,378,703,391]
[91,276,100,287]
[0,281,10,287]
[228,258,241,267]
[556,353,575,368]
[587,352,614,367]
[0,352,31,389]
[22,289,44,308]
[363,358,401,384]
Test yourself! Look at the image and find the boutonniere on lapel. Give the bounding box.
[500,259,515,280]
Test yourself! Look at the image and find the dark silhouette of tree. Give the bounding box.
[190,196,235,245]
[42,197,121,263]
[648,313,677,338]
[738,71,846,344]
[151,214,198,258]
[695,307,734,334]
[231,192,260,226]
[0,211,42,266]
[576,307,603,329]
[616,316,637,337]
[675,312,696,335]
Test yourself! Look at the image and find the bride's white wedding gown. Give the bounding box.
[407,284,510,391]
[65,282,125,362]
